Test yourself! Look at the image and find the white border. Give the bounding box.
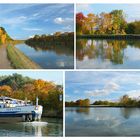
[0,2,140,140]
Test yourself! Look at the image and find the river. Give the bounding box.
[0,117,63,137]
[76,39,140,69]
[65,107,140,136]
[15,43,74,69]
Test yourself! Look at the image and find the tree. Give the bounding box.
[0,85,12,96]
[110,10,127,34]
[126,21,140,34]
[84,13,97,34]
[76,12,85,34]
[120,95,131,106]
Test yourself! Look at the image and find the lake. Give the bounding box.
[76,39,140,69]
[15,43,74,69]
[0,117,63,137]
[65,107,140,136]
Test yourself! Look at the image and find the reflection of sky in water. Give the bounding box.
[77,39,140,69]
[16,44,74,69]
[66,107,140,136]
[0,117,62,137]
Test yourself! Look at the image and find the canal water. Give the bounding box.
[76,39,140,69]
[0,117,63,137]
[15,43,74,69]
[65,107,140,136]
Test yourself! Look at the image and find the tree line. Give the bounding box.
[0,73,63,117]
[76,10,140,35]
[25,32,74,49]
[93,95,140,107]
[66,95,140,107]
[65,99,90,107]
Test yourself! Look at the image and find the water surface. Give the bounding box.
[0,117,63,137]
[77,39,140,69]
[16,43,74,69]
[65,107,140,136]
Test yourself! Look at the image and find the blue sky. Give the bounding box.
[66,71,140,103]
[0,71,63,85]
[0,4,74,40]
[77,4,140,22]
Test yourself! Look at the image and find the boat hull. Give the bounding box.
[0,105,43,121]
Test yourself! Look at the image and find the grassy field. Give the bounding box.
[7,45,41,69]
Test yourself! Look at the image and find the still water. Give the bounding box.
[0,117,63,137]
[77,39,140,69]
[15,43,74,69]
[65,107,140,136]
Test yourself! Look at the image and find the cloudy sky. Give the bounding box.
[65,71,140,103]
[0,4,74,39]
[77,4,140,22]
[0,71,63,85]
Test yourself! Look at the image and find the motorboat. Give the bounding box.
[0,96,43,121]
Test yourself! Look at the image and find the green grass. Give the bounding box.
[7,45,41,69]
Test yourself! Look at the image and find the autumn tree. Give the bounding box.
[84,13,97,34]
[76,12,85,34]
[0,85,12,96]
[110,10,127,34]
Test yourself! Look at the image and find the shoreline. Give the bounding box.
[66,106,140,108]
[6,45,41,69]
[77,34,140,40]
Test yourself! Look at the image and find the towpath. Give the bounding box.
[0,45,12,69]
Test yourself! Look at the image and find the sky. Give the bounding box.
[0,4,74,40]
[0,71,63,85]
[77,4,140,22]
[65,71,140,103]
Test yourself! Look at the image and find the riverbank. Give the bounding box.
[42,109,63,118]
[77,34,140,40]
[66,105,140,108]
[7,45,41,69]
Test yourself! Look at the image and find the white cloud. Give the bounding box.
[62,25,72,30]
[54,17,73,25]
[85,82,120,97]
[33,13,40,17]
[126,90,140,99]
[0,16,27,25]
[28,35,35,38]
[137,83,140,85]
[23,28,42,31]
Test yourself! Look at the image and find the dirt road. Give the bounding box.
[0,45,12,69]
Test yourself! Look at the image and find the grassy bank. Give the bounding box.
[7,45,41,69]
[77,34,140,40]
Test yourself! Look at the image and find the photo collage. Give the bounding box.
[0,3,140,137]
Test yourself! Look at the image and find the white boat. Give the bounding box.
[0,96,43,121]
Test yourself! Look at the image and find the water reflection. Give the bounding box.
[66,107,140,136]
[15,43,74,69]
[0,117,63,137]
[26,42,74,56]
[76,39,140,69]
[66,107,90,115]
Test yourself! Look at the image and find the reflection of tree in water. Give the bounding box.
[75,107,90,115]
[77,39,140,64]
[25,42,74,57]
[120,108,139,119]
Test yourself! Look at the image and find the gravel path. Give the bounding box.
[0,45,12,69]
